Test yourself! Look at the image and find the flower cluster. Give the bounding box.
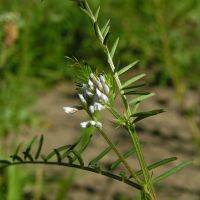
[64,73,110,129]
[79,73,109,113]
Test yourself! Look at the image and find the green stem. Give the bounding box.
[128,126,157,200]
[2,161,142,190]
[97,128,142,184]
[79,1,158,199]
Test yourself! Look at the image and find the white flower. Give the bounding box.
[94,102,104,111]
[89,105,95,113]
[80,120,102,129]
[80,121,90,128]
[63,107,78,114]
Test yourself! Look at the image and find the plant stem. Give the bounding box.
[128,126,158,200]
[97,128,142,184]
[79,1,158,198]
[3,161,142,190]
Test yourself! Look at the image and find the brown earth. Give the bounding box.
[8,82,200,200]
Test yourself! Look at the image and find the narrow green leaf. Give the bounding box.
[10,155,23,162]
[153,160,192,184]
[44,145,71,161]
[103,31,110,45]
[71,150,84,167]
[24,136,37,160]
[94,22,100,38]
[131,109,165,123]
[10,143,22,162]
[91,163,102,173]
[122,83,146,90]
[35,135,44,160]
[135,157,177,176]
[84,1,94,17]
[118,60,139,76]
[62,140,81,160]
[123,91,150,96]
[67,155,73,164]
[23,152,34,162]
[110,148,135,170]
[89,145,113,166]
[121,74,146,88]
[141,191,152,200]
[119,171,128,181]
[102,25,110,39]
[101,19,110,35]
[129,93,155,105]
[110,37,119,59]
[95,6,100,20]
[54,149,62,163]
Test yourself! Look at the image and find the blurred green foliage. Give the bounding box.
[0,0,199,135]
[0,0,199,199]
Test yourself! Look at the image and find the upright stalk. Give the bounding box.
[79,2,158,199]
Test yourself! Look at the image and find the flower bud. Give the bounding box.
[96,79,103,91]
[78,94,87,105]
[89,105,95,113]
[94,102,104,111]
[63,107,78,114]
[80,120,102,129]
[96,88,102,98]
[101,93,109,103]
[88,79,94,90]
[99,75,106,83]
[102,83,110,95]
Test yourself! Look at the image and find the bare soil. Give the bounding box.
[11,83,200,200]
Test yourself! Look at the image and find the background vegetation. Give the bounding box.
[0,0,199,199]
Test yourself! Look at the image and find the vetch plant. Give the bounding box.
[0,1,192,199]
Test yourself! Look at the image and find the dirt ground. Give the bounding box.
[15,83,200,200]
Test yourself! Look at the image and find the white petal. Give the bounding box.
[80,121,90,128]
[78,94,87,105]
[89,105,95,113]
[101,93,109,103]
[86,89,93,97]
[103,83,110,95]
[90,120,96,126]
[63,107,78,114]
[80,120,102,129]
[96,79,103,91]
[95,121,102,129]
[100,75,106,83]
[94,102,104,111]
[96,88,102,98]
[88,79,94,89]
